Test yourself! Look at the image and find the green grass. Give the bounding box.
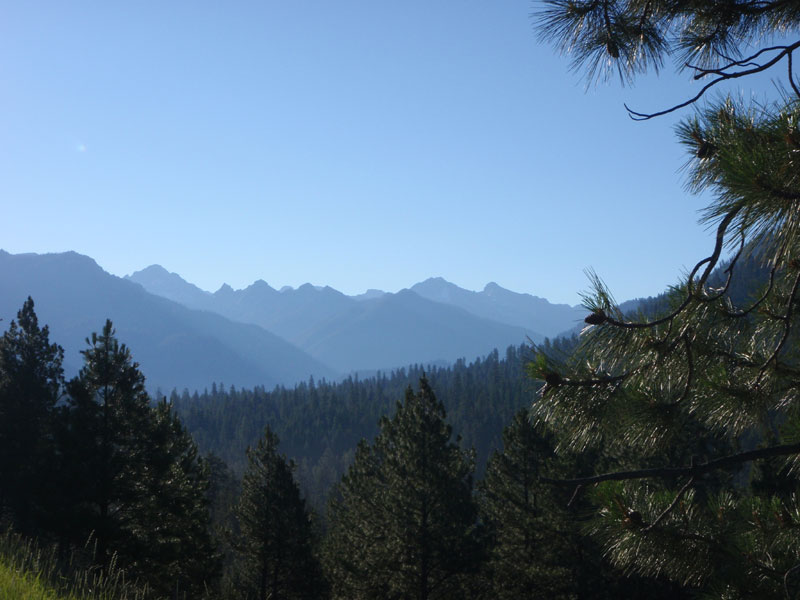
[0,559,74,599]
[0,531,150,600]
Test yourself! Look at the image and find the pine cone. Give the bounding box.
[585,310,607,325]
[545,372,563,386]
[623,510,645,528]
[697,140,716,159]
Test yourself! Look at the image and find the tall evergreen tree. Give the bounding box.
[479,410,574,599]
[0,297,64,536]
[140,398,219,597]
[59,320,216,597]
[324,378,482,600]
[205,451,242,586]
[231,426,325,600]
[60,320,156,563]
[533,1,800,595]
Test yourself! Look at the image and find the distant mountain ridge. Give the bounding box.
[0,249,590,393]
[410,277,584,338]
[126,266,556,373]
[128,264,212,307]
[0,251,334,392]
[127,267,582,339]
[296,289,541,372]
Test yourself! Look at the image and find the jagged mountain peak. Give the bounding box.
[127,264,203,290]
[411,277,583,338]
[421,276,449,284]
[137,264,170,275]
[126,264,213,310]
[416,276,457,289]
[243,279,278,295]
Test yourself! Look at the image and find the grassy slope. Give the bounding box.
[0,558,74,600]
[0,532,149,600]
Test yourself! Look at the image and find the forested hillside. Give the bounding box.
[170,343,542,508]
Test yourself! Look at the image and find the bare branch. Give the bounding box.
[724,235,788,318]
[789,50,800,100]
[541,441,800,486]
[724,261,778,318]
[558,373,629,386]
[601,206,741,329]
[784,562,800,600]
[626,41,800,120]
[690,44,794,78]
[642,477,695,532]
[567,484,584,508]
[699,232,745,303]
[756,270,800,385]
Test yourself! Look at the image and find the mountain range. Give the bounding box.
[0,250,585,391]
[0,251,334,392]
[126,265,586,373]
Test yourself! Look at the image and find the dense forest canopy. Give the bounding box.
[169,344,540,508]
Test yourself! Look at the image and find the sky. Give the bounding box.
[0,1,782,305]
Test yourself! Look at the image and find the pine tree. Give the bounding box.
[59,320,217,596]
[479,410,574,599]
[533,2,800,595]
[60,320,156,563]
[231,426,326,600]
[0,297,64,536]
[140,398,219,597]
[324,378,482,600]
[205,451,241,584]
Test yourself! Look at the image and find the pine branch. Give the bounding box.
[642,477,694,533]
[784,562,800,600]
[541,441,800,486]
[596,206,741,330]
[689,44,795,78]
[756,269,800,385]
[625,40,800,120]
[789,50,800,99]
[699,232,745,303]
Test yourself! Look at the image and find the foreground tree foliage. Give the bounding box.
[481,409,692,599]
[534,1,800,596]
[0,298,64,538]
[230,426,325,600]
[324,378,482,599]
[59,320,217,598]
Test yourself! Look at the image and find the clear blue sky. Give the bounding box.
[0,1,778,305]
